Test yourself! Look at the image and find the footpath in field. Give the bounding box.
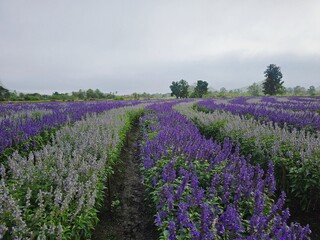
[92,122,158,240]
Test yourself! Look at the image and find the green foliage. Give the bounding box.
[193,80,208,98]
[307,85,316,96]
[170,81,180,98]
[170,79,189,98]
[262,64,284,95]
[288,159,320,211]
[108,108,144,165]
[293,86,306,96]
[0,85,10,101]
[199,120,227,143]
[131,92,153,100]
[248,82,262,96]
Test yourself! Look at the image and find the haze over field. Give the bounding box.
[1,0,320,94]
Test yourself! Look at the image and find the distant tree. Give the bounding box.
[86,89,96,99]
[78,90,86,100]
[179,80,189,98]
[307,85,316,96]
[0,86,10,101]
[217,87,227,97]
[105,92,115,99]
[170,81,180,98]
[286,87,293,95]
[170,79,189,98]
[293,86,306,95]
[193,80,208,98]
[132,92,139,100]
[19,92,25,99]
[94,89,104,99]
[233,89,242,95]
[71,91,79,99]
[248,82,262,96]
[220,87,227,94]
[131,92,151,100]
[262,64,284,95]
[9,90,19,101]
[24,93,42,101]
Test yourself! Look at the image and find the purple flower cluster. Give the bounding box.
[0,100,140,154]
[260,96,320,112]
[230,96,320,113]
[176,101,320,216]
[140,102,310,239]
[198,98,320,131]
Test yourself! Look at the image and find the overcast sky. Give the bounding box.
[1,0,320,94]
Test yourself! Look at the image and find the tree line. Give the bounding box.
[1,64,319,101]
[0,87,172,102]
[0,88,119,102]
[170,64,320,98]
[170,80,209,98]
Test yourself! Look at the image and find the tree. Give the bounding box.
[94,89,105,99]
[170,81,180,98]
[293,86,306,95]
[248,82,262,96]
[307,85,316,96]
[86,89,96,99]
[193,80,208,98]
[78,90,86,100]
[286,87,293,95]
[0,86,10,101]
[262,64,284,95]
[170,79,189,98]
[9,90,19,101]
[179,80,189,98]
[72,90,86,100]
[217,87,227,97]
[24,93,42,101]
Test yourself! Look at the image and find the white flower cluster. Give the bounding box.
[0,104,146,239]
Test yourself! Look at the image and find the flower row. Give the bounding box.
[175,101,320,212]
[0,100,140,154]
[0,105,145,239]
[230,96,320,113]
[198,98,320,132]
[140,102,310,239]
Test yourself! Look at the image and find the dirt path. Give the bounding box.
[91,122,158,240]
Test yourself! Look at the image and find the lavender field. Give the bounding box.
[1,97,319,239]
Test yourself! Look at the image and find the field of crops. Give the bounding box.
[0,97,319,239]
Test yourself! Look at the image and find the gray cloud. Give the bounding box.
[1,0,320,94]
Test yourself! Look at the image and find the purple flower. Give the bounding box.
[168,219,176,240]
[217,205,243,235]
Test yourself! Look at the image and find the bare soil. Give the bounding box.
[289,207,320,239]
[91,122,158,240]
